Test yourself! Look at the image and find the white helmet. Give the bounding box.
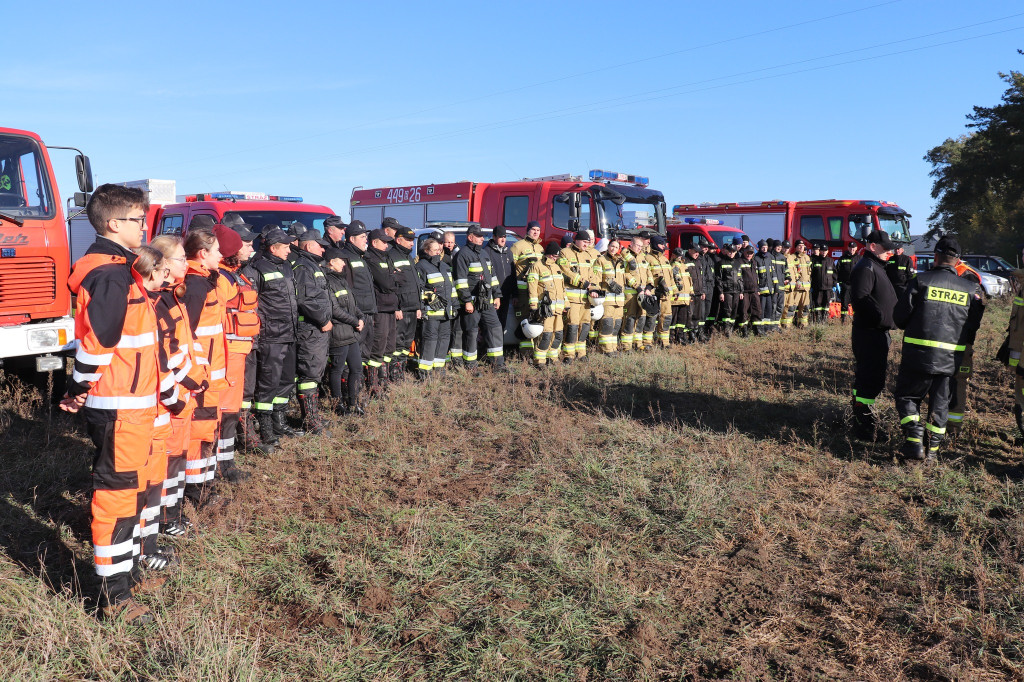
[521,317,544,339]
[590,303,605,321]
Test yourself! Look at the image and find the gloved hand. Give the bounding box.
[606,280,623,295]
[581,280,590,290]
[627,260,638,272]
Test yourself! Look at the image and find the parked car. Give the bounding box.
[915,253,1010,297]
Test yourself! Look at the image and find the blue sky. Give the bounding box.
[5,1,1023,234]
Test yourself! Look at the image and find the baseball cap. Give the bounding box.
[782,240,792,249]
[262,226,291,246]
[864,230,895,251]
[347,220,367,237]
[231,224,257,241]
[467,224,485,237]
[213,225,242,258]
[381,216,402,230]
[323,247,346,262]
[492,225,507,238]
[369,228,394,243]
[189,214,216,229]
[671,247,685,257]
[395,225,415,241]
[934,235,961,257]
[638,229,654,240]
[299,228,330,246]
[286,221,308,239]
[324,215,346,228]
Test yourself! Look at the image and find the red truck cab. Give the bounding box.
[148,192,336,240]
[0,127,92,384]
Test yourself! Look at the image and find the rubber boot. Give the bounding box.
[852,401,882,442]
[255,411,279,446]
[239,409,274,454]
[272,404,304,438]
[297,391,325,435]
[925,432,942,463]
[900,421,925,462]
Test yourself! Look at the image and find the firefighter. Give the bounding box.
[441,231,464,365]
[558,230,599,361]
[337,221,378,385]
[510,221,544,356]
[809,243,835,325]
[753,240,775,334]
[946,261,984,435]
[225,222,269,458]
[527,241,567,366]
[684,244,707,343]
[638,235,669,349]
[647,235,674,348]
[292,228,333,433]
[249,227,300,444]
[364,228,400,390]
[594,238,627,354]
[285,221,307,264]
[323,248,365,415]
[415,237,455,376]
[849,230,898,441]
[784,241,812,328]
[150,235,209,540]
[833,241,861,325]
[714,244,741,336]
[212,225,261,487]
[62,184,160,621]
[886,244,915,299]
[324,215,347,249]
[181,229,228,506]
[668,248,693,344]
[454,224,506,370]
[893,236,984,462]
[620,236,649,351]
[770,240,789,332]
[735,246,762,336]
[390,225,422,381]
[699,240,717,340]
[998,257,1024,441]
[381,216,400,239]
[486,226,515,334]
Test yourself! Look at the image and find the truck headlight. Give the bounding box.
[27,328,68,351]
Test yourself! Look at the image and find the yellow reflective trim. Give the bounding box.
[925,286,968,306]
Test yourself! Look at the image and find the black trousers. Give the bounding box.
[328,343,362,403]
[357,313,375,366]
[395,310,418,363]
[839,284,852,319]
[717,293,739,326]
[254,341,295,412]
[894,367,952,441]
[295,324,330,395]
[736,292,762,330]
[772,290,786,322]
[851,326,890,404]
[449,309,464,361]
[243,346,257,409]
[461,306,505,366]
[370,311,397,369]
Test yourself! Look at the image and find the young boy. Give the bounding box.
[63,184,160,622]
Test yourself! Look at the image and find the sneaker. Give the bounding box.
[100,598,153,624]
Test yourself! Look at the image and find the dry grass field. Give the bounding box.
[1,299,1022,681]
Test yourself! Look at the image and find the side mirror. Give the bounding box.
[75,155,94,193]
[74,192,89,207]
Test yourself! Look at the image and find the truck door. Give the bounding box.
[550,192,593,235]
[158,213,184,236]
[796,212,826,247]
[825,215,845,249]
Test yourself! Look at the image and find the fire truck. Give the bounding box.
[349,170,666,247]
[672,199,913,259]
[68,183,338,261]
[0,127,93,390]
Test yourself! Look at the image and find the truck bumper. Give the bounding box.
[0,318,76,371]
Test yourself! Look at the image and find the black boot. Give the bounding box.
[255,411,279,446]
[852,400,883,442]
[272,405,304,438]
[925,431,942,462]
[297,391,325,435]
[901,419,926,462]
[239,409,274,454]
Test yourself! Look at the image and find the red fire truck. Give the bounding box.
[349,170,666,247]
[672,199,913,259]
[0,127,93,389]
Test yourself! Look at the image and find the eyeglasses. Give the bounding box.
[166,256,187,263]
[117,216,147,226]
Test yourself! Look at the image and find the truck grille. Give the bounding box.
[0,258,56,309]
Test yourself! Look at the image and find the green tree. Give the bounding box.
[925,55,1024,261]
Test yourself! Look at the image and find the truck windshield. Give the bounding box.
[0,134,55,220]
[225,210,333,234]
[708,230,746,247]
[598,198,666,235]
[878,214,911,244]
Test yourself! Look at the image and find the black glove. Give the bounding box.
[580,280,590,290]
[606,280,623,295]
[627,260,638,272]
[528,309,545,325]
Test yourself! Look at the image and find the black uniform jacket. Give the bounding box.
[850,250,897,330]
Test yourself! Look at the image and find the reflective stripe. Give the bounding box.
[226,333,254,341]
[94,538,135,558]
[161,386,181,407]
[297,381,318,391]
[263,271,284,281]
[393,260,411,267]
[906,437,922,443]
[72,369,101,384]
[173,359,193,381]
[160,373,176,392]
[210,368,226,381]
[924,423,946,435]
[94,558,134,576]
[154,412,171,427]
[903,337,965,352]
[900,415,920,425]
[255,402,274,411]
[854,396,875,405]
[217,437,235,448]
[195,324,224,337]
[85,394,158,410]
[75,348,113,366]
[117,332,156,349]
[167,350,186,369]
